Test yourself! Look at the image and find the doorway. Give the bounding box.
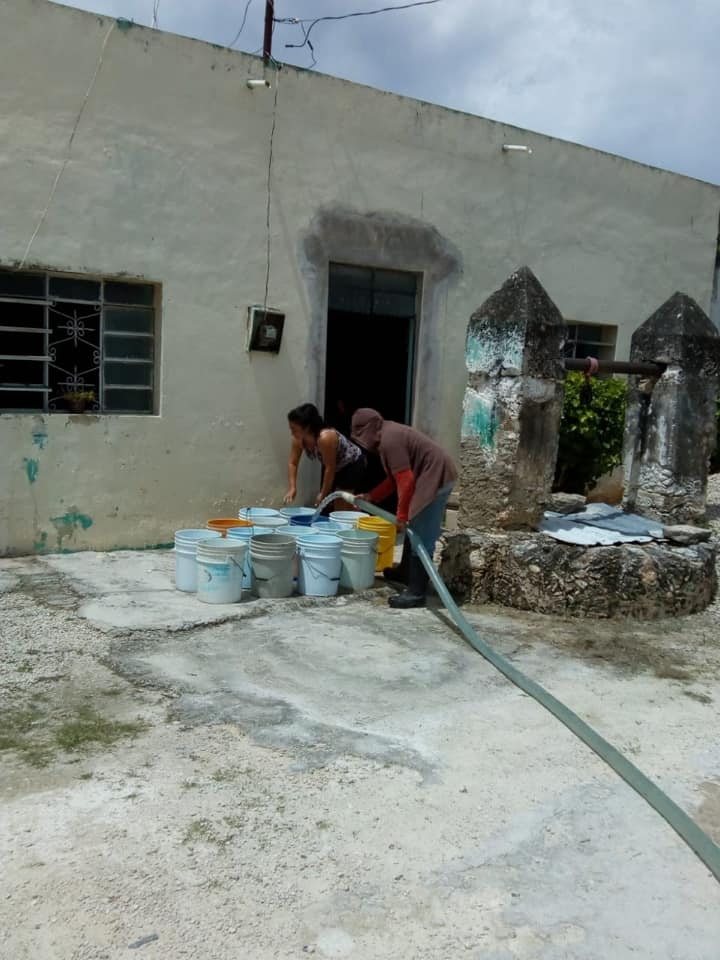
[324,263,418,435]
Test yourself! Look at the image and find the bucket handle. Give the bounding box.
[199,556,245,576]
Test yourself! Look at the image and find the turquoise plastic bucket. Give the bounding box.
[296,533,343,598]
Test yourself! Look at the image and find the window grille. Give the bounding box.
[564,322,617,365]
[0,269,156,413]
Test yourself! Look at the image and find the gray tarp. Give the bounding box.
[540,503,664,545]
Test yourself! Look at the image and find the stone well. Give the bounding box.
[448,271,720,621]
[438,530,717,621]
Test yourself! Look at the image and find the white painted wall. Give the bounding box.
[1,0,719,554]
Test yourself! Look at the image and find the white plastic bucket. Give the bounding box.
[238,507,282,523]
[196,539,247,605]
[329,510,369,531]
[284,526,318,572]
[227,526,274,588]
[337,529,379,591]
[242,516,289,533]
[297,533,343,598]
[174,528,223,592]
[314,519,342,532]
[250,533,296,599]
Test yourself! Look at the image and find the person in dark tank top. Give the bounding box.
[284,403,367,510]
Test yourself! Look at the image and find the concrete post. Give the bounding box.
[623,292,720,524]
[458,266,567,530]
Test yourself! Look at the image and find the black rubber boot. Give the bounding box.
[383,538,411,585]
[388,555,429,609]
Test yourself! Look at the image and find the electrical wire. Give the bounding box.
[280,0,442,65]
[152,0,160,29]
[18,21,116,270]
[229,0,255,48]
[263,69,280,317]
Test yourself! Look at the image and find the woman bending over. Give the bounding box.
[284,403,366,508]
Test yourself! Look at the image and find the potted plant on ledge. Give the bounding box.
[63,389,96,414]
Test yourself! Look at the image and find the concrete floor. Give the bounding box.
[1,549,719,959]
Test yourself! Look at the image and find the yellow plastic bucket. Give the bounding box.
[358,516,396,572]
[207,518,251,538]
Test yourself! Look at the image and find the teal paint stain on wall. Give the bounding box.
[50,509,94,549]
[33,532,48,552]
[23,458,39,484]
[461,391,498,449]
[50,511,93,531]
[464,334,487,372]
[465,330,523,375]
[32,430,48,450]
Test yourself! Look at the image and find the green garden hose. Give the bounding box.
[341,494,720,884]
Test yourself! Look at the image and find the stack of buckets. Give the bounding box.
[174,506,381,603]
[328,510,369,530]
[175,528,249,604]
[175,528,223,592]
[248,532,297,598]
[227,525,275,590]
[336,529,378,590]
[238,507,290,529]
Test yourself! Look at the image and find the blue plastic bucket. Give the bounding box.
[290,514,316,527]
[296,533,343,598]
[280,506,316,521]
[290,516,342,531]
[227,525,274,588]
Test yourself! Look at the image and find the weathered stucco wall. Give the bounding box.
[1,0,719,554]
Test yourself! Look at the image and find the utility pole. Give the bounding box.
[263,0,274,64]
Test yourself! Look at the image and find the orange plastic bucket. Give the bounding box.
[358,516,396,571]
[207,518,251,538]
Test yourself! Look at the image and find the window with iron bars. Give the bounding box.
[0,269,157,414]
[563,322,617,365]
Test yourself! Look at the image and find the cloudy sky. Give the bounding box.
[54,0,719,185]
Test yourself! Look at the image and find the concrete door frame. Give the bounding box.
[300,206,462,435]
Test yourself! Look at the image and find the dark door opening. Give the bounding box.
[324,263,418,436]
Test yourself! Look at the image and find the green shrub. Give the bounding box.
[554,373,627,494]
[711,399,720,475]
